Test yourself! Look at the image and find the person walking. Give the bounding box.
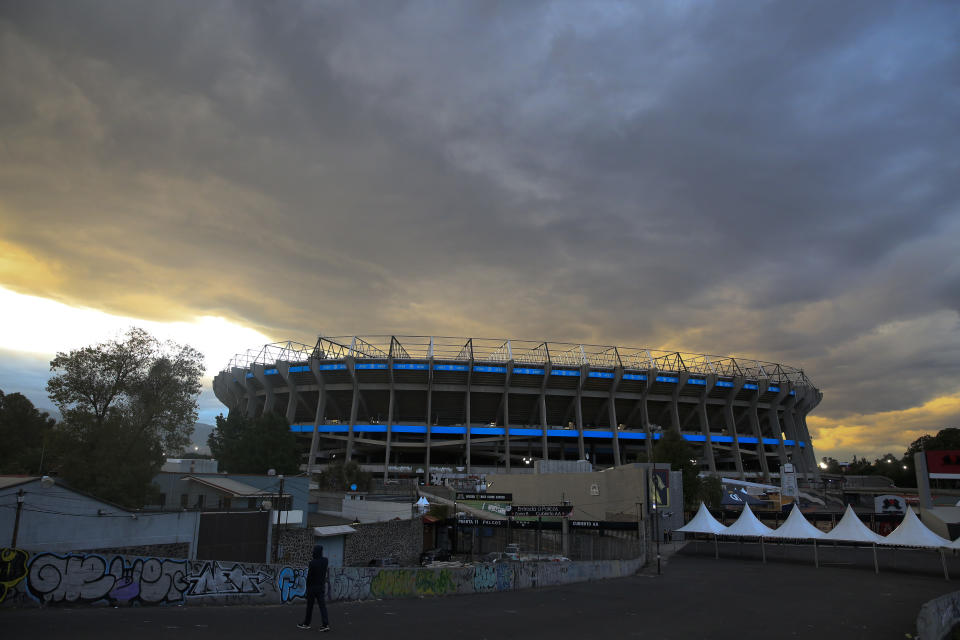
[298,544,330,632]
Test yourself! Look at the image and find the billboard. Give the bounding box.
[926,451,960,479]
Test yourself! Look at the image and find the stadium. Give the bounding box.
[212,335,821,482]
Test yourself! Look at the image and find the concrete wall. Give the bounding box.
[341,495,414,522]
[0,547,643,609]
[486,462,669,521]
[0,480,200,556]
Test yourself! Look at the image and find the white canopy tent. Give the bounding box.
[724,504,775,537]
[881,508,951,548]
[821,505,884,544]
[767,504,825,539]
[676,503,728,535]
[673,500,959,578]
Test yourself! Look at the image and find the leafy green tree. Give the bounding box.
[208,412,301,475]
[0,389,57,474]
[651,428,701,509]
[46,328,204,506]
[316,460,372,492]
[698,474,723,509]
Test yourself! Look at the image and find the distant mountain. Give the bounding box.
[185,422,215,455]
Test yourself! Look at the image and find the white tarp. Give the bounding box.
[880,508,951,548]
[822,505,884,543]
[676,502,728,535]
[723,503,775,537]
[768,504,825,539]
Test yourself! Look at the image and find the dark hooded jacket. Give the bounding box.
[306,544,329,593]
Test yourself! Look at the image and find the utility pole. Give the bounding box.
[273,475,284,563]
[11,489,24,548]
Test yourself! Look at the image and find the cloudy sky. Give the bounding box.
[0,0,957,461]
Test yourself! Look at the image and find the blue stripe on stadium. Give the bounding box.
[473,366,507,374]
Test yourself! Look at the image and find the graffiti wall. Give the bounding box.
[0,547,642,609]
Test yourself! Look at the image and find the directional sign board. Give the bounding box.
[456,493,512,501]
[508,505,573,517]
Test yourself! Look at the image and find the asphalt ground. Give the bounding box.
[4,545,956,640]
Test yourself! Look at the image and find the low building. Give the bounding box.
[0,476,199,558]
[148,472,309,526]
[484,462,684,536]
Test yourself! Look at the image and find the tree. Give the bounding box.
[316,460,372,492]
[698,475,723,509]
[46,328,204,506]
[208,412,301,475]
[0,389,57,474]
[651,428,701,509]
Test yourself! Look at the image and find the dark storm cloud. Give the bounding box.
[1,0,959,458]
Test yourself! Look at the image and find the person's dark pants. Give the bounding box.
[302,589,328,627]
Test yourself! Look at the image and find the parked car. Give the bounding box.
[368,557,399,567]
[419,548,452,565]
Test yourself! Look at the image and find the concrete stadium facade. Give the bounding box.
[212,336,821,481]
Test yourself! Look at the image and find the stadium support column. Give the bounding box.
[747,387,770,483]
[252,364,276,415]
[795,388,821,479]
[608,367,622,467]
[234,367,259,418]
[576,365,587,460]
[724,378,746,480]
[698,375,717,473]
[466,360,473,474]
[425,359,433,482]
[641,367,657,460]
[539,363,551,462]
[383,359,395,482]
[669,372,689,432]
[308,359,328,474]
[346,356,358,462]
[504,362,513,472]
[278,363,306,425]
[767,384,790,470]
[781,389,809,478]
[228,368,250,416]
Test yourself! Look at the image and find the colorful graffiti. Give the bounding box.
[370,569,459,598]
[328,570,372,602]
[277,566,306,603]
[0,549,641,609]
[27,553,189,604]
[473,563,514,592]
[185,561,271,597]
[1,548,29,603]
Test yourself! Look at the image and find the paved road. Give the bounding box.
[4,548,955,639]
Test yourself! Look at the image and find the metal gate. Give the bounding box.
[196,511,270,562]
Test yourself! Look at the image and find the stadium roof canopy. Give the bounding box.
[223,335,816,387]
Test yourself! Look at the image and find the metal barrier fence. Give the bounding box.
[447,518,644,562]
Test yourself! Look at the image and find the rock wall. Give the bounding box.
[917,590,960,640]
[344,519,423,566]
[0,546,642,609]
[276,528,314,566]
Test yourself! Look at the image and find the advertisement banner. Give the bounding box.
[926,451,960,479]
